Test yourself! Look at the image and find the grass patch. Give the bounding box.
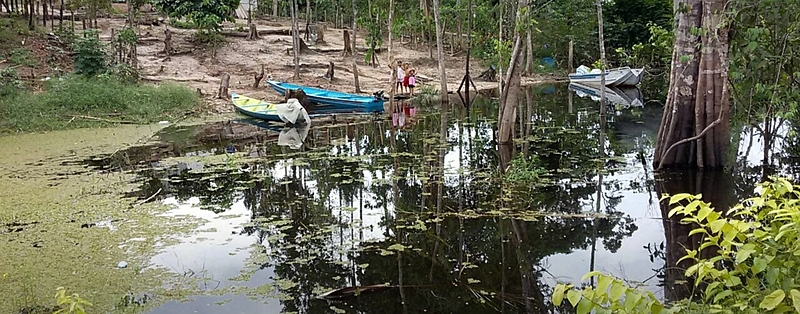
[9,48,39,68]
[0,75,201,133]
[0,17,33,52]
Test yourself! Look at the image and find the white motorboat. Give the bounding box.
[569,65,644,86]
[569,82,644,109]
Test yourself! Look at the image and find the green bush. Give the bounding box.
[72,30,108,76]
[0,75,200,133]
[552,177,800,314]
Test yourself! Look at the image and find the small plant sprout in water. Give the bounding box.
[53,287,92,314]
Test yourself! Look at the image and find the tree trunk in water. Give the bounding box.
[524,29,532,75]
[388,0,396,111]
[657,170,734,302]
[654,0,731,169]
[290,0,300,79]
[497,0,528,144]
[596,0,607,121]
[350,0,361,93]
[431,0,447,101]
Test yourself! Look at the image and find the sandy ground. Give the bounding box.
[89,15,561,114]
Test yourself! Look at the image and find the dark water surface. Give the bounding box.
[90,82,795,313]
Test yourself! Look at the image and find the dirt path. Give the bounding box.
[94,16,562,114]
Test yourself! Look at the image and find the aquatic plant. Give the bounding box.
[553,177,800,313]
[53,287,92,314]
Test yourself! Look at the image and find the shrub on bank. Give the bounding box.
[0,75,200,133]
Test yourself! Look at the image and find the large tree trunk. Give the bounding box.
[291,0,300,79]
[273,0,278,17]
[350,0,361,93]
[431,0,447,101]
[654,0,731,169]
[497,0,527,144]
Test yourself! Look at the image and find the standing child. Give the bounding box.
[395,60,405,93]
[408,68,417,96]
[402,62,411,94]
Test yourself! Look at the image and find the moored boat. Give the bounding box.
[231,92,310,124]
[266,81,385,113]
[569,65,644,87]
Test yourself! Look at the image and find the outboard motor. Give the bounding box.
[373,90,386,100]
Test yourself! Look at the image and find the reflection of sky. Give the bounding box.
[543,150,666,297]
[148,197,281,314]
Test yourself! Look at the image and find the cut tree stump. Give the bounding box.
[285,88,315,110]
[218,73,230,99]
[477,65,497,82]
[342,29,352,56]
[324,61,334,81]
[246,23,260,40]
[254,64,264,88]
[163,28,173,55]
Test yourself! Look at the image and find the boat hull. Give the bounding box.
[232,93,284,122]
[267,81,385,113]
[622,68,644,85]
[568,68,632,87]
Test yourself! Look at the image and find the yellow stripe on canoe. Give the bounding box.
[232,94,278,113]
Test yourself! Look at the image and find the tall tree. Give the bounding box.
[387,0,395,110]
[431,0,447,101]
[497,0,528,143]
[350,0,361,92]
[653,0,731,169]
[291,0,300,79]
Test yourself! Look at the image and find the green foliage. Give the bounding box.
[552,272,669,314]
[615,22,673,68]
[154,0,239,32]
[0,68,24,97]
[603,0,672,50]
[72,30,108,76]
[553,177,800,313]
[53,287,92,314]
[9,48,39,68]
[169,17,197,29]
[0,75,200,133]
[505,154,546,187]
[727,0,800,124]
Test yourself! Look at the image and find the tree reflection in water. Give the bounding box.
[113,84,669,313]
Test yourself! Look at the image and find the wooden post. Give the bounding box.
[163,28,173,55]
[218,73,230,99]
[568,40,574,72]
[342,29,352,55]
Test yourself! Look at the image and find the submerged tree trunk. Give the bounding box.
[432,0,447,101]
[654,0,731,169]
[350,0,361,92]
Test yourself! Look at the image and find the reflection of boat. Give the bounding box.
[266,81,385,113]
[568,66,644,86]
[232,92,310,124]
[568,82,644,108]
[278,123,310,150]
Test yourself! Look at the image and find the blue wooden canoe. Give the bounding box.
[232,92,283,121]
[266,81,385,113]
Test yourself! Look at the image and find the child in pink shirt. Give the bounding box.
[408,69,417,96]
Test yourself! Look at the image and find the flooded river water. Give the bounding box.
[2,81,796,313]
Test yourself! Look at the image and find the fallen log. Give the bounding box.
[220,28,307,38]
[141,76,210,83]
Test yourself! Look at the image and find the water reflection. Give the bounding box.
[75,81,799,313]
